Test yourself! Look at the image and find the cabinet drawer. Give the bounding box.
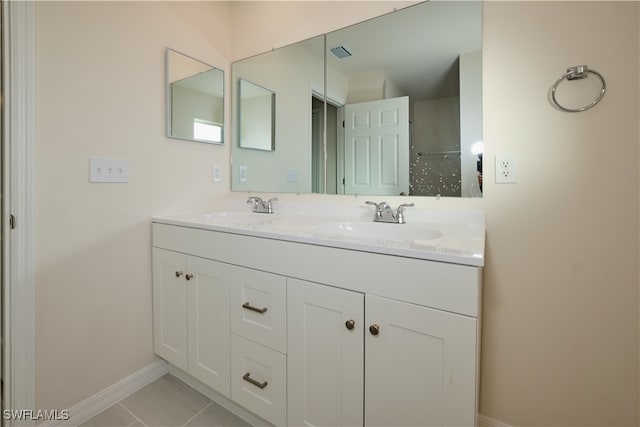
[231,334,287,426]
[230,267,287,353]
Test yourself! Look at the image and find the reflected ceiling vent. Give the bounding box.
[330,45,352,59]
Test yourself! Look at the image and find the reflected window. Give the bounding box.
[194,119,222,143]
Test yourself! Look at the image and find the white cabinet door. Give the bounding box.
[187,256,231,398]
[287,278,364,427]
[365,295,477,426]
[152,248,188,371]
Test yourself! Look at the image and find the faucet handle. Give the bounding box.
[266,197,278,213]
[396,203,414,224]
[365,201,380,220]
[365,201,389,210]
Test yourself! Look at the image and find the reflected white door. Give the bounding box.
[344,96,409,195]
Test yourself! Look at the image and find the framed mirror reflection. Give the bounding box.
[166,48,225,144]
[238,79,276,151]
[231,1,482,197]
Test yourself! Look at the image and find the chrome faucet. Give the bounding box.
[365,201,414,224]
[247,196,277,214]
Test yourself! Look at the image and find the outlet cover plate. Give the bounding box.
[495,153,518,184]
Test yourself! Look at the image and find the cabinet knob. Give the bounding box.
[175,271,184,278]
[345,319,356,330]
[185,273,194,281]
[369,324,380,336]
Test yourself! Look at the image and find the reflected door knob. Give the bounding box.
[369,324,380,335]
[345,319,356,330]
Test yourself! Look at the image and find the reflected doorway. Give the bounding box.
[311,97,338,194]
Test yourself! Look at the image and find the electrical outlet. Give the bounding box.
[495,153,518,184]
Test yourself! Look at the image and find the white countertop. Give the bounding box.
[153,205,485,267]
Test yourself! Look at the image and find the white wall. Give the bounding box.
[35,1,232,410]
[480,1,638,424]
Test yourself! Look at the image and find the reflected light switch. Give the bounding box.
[287,169,299,183]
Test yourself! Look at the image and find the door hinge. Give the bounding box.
[9,214,16,229]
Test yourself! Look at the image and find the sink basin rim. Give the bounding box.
[312,221,443,241]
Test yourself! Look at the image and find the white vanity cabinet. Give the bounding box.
[286,279,477,427]
[152,222,482,426]
[152,248,231,397]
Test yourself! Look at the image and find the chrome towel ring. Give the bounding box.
[551,65,606,112]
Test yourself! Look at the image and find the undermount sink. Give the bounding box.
[312,221,442,241]
[200,211,274,225]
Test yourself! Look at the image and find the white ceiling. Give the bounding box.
[326,1,482,100]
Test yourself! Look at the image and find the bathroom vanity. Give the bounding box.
[151,204,484,426]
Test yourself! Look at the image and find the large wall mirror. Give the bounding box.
[231,1,482,197]
[167,48,225,144]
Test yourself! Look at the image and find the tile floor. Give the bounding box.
[80,374,252,427]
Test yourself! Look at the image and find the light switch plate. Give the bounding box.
[213,164,222,182]
[287,169,299,183]
[89,157,129,183]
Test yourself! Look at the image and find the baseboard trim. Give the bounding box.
[478,414,514,427]
[35,358,510,427]
[38,359,169,427]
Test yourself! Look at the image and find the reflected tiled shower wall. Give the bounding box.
[410,96,461,197]
[410,151,462,197]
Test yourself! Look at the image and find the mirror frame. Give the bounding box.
[238,78,276,151]
[166,48,225,145]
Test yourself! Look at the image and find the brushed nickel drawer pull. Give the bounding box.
[243,372,268,389]
[175,271,184,278]
[242,302,268,314]
[185,273,194,281]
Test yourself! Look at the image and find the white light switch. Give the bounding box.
[239,165,248,183]
[89,157,129,183]
[213,164,222,182]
